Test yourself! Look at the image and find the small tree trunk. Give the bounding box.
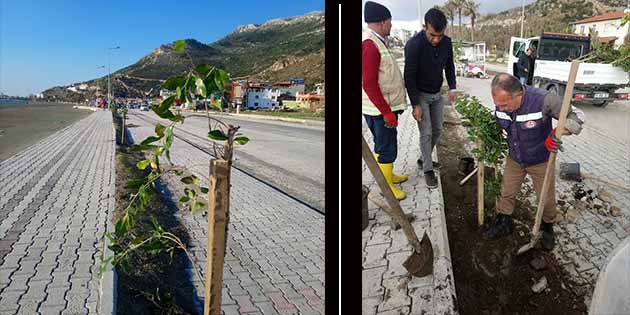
[121,115,125,145]
[477,139,484,226]
[204,159,231,315]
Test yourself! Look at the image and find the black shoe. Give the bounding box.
[417,158,441,169]
[424,171,438,189]
[541,222,555,251]
[484,214,514,240]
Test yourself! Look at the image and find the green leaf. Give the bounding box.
[234,136,250,145]
[181,175,198,185]
[136,160,151,170]
[195,64,213,78]
[130,144,158,152]
[140,136,161,146]
[179,196,190,203]
[200,187,209,194]
[214,69,229,91]
[161,75,186,91]
[184,187,196,199]
[208,130,228,141]
[156,95,175,114]
[126,178,145,189]
[164,126,174,163]
[195,77,207,98]
[174,40,186,52]
[155,123,166,137]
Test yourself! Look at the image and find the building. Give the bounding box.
[295,91,325,110]
[573,10,630,48]
[225,81,244,107]
[244,82,280,109]
[272,79,305,97]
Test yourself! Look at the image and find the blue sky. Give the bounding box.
[0,1,325,96]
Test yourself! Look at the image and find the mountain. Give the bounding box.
[472,0,625,53]
[43,11,324,101]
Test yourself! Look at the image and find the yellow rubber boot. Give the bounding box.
[374,153,408,184]
[378,162,407,200]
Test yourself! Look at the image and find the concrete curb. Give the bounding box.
[74,105,100,112]
[430,151,458,314]
[99,113,117,315]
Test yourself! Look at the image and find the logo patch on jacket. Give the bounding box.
[523,120,538,129]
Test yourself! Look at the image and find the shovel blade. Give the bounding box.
[403,232,434,277]
[516,234,540,256]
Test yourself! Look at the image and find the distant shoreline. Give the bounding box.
[0,102,93,161]
[0,99,30,105]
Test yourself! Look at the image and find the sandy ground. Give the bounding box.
[0,102,95,161]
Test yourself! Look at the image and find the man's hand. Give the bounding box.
[412,106,422,122]
[383,112,398,128]
[448,90,457,103]
[545,128,563,152]
[524,68,529,73]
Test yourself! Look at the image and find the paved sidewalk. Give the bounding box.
[0,111,115,314]
[362,108,457,315]
[125,113,325,314]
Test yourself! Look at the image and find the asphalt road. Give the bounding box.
[457,74,630,144]
[129,110,326,212]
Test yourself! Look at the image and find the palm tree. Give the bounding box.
[442,1,456,36]
[463,0,480,41]
[450,0,465,39]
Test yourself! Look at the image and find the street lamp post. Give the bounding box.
[97,66,105,104]
[108,46,120,108]
[520,0,525,38]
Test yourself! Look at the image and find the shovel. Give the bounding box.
[517,60,580,255]
[362,135,434,276]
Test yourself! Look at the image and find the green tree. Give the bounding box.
[101,39,250,315]
[463,0,480,41]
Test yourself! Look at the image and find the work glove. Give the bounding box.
[544,128,563,153]
[383,111,398,128]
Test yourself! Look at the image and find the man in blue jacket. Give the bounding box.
[485,73,585,250]
[404,8,457,189]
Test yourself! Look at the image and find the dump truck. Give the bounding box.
[507,32,630,108]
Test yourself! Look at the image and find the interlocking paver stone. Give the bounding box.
[362,106,457,314]
[0,111,115,314]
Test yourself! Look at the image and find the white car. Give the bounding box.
[140,105,150,111]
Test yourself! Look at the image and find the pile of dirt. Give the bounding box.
[438,105,588,315]
[112,115,199,315]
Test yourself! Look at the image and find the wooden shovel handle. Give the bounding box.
[532,60,581,237]
[362,135,421,248]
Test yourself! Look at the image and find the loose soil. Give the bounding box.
[112,114,200,315]
[439,105,588,315]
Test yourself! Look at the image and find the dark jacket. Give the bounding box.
[516,52,531,78]
[404,30,456,105]
[494,86,550,167]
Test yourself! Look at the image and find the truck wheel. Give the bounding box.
[593,101,609,108]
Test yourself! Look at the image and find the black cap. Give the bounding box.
[364,1,391,23]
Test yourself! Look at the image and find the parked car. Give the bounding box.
[140,105,150,111]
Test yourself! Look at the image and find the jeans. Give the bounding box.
[364,110,403,164]
[519,76,528,85]
[416,92,444,173]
